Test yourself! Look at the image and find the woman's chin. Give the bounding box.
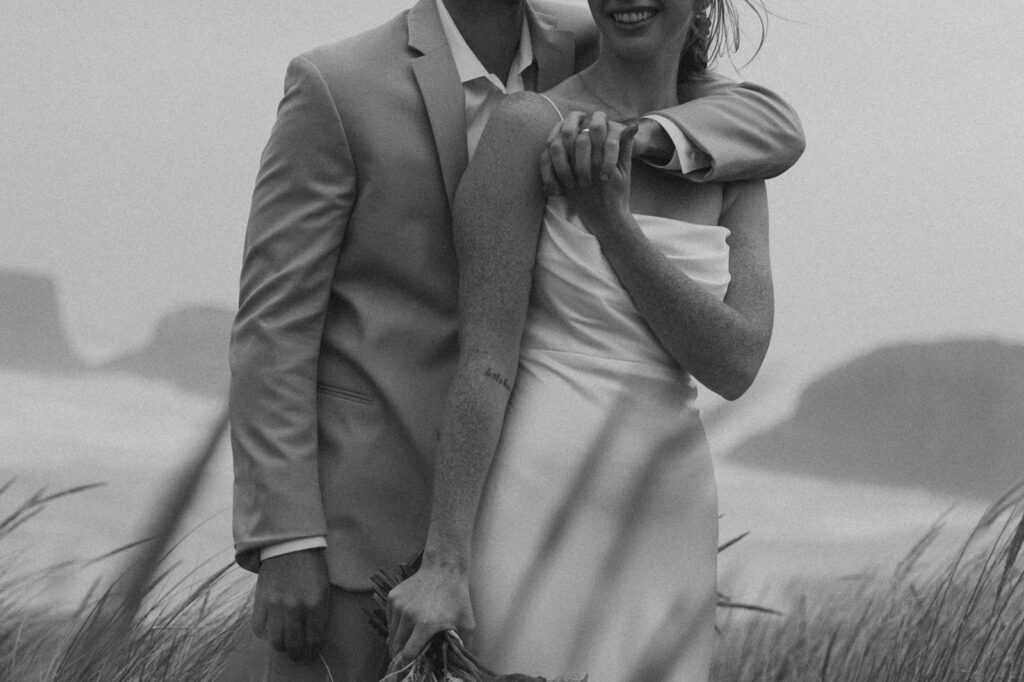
[604,38,671,63]
[592,1,693,63]
[599,18,686,62]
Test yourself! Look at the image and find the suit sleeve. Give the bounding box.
[653,72,806,182]
[230,55,356,573]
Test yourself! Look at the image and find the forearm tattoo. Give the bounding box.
[483,367,513,393]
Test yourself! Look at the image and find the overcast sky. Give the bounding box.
[3,0,1023,394]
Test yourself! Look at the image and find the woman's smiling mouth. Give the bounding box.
[610,9,659,26]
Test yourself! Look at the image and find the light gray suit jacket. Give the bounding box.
[231,0,805,588]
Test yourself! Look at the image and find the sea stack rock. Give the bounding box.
[728,339,1024,499]
[102,305,234,396]
[0,269,84,372]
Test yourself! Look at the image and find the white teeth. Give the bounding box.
[612,10,655,24]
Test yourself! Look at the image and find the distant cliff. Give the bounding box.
[0,270,85,372]
[0,268,233,395]
[727,339,1024,498]
[101,305,233,397]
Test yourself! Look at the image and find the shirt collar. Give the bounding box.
[435,0,534,92]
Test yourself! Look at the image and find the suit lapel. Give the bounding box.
[527,4,577,92]
[408,0,467,210]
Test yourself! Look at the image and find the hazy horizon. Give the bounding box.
[2,364,996,608]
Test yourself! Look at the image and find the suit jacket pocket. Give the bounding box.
[316,382,374,405]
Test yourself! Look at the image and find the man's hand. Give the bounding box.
[630,117,673,165]
[386,562,474,670]
[252,549,331,663]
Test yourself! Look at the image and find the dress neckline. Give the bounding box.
[548,196,726,232]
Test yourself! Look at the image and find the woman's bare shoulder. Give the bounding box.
[458,93,562,207]
[488,92,565,143]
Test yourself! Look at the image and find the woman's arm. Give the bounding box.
[604,180,772,399]
[560,121,773,400]
[424,94,553,565]
[386,93,557,665]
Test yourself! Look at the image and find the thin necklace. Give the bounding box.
[578,72,636,121]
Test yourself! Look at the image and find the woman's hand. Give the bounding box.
[385,560,475,671]
[541,110,639,233]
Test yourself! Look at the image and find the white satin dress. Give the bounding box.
[469,191,731,681]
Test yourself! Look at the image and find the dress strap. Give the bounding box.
[536,93,564,121]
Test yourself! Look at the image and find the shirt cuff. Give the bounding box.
[641,114,710,175]
[259,536,328,563]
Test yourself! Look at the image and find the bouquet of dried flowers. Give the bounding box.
[368,558,586,682]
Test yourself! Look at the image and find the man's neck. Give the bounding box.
[442,0,525,81]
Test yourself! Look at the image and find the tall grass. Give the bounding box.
[713,483,1024,682]
[0,407,253,682]
[1,400,1022,680]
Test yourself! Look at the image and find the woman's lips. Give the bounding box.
[610,9,658,26]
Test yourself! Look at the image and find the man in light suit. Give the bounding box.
[230,0,804,678]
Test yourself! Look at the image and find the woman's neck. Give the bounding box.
[577,50,681,118]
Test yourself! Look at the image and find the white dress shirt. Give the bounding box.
[259,0,707,565]
[436,0,535,159]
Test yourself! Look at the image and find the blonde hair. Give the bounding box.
[679,0,767,77]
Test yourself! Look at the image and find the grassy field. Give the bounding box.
[713,485,1024,682]
[2,413,1021,681]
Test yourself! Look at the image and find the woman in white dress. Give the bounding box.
[388,0,774,679]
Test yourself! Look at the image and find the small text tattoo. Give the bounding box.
[484,368,513,393]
